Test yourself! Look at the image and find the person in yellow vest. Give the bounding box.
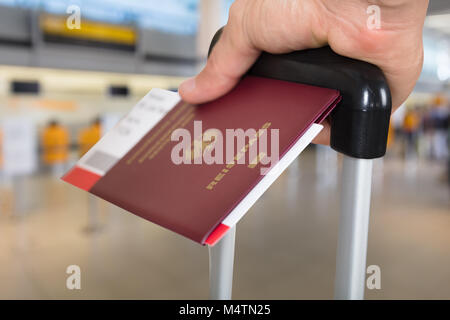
[41,120,70,165]
[386,123,395,150]
[402,109,421,157]
[78,117,102,157]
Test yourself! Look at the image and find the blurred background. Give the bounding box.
[0,0,449,299]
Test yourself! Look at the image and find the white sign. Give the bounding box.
[2,118,37,176]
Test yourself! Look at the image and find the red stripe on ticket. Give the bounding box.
[62,166,102,191]
[204,223,230,246]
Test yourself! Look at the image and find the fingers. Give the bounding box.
[179,21,261,104]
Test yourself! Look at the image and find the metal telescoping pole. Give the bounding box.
[335,155,374,300]
[208,226,236,300]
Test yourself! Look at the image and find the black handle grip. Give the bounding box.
[209,28,392,159]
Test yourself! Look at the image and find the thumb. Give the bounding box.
[179,25,260,104]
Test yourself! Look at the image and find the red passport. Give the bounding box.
[62,76,340,245]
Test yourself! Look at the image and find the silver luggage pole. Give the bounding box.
[335,156,374,300]
[208,226,236,300]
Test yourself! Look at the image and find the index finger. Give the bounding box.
[179,23,261,104]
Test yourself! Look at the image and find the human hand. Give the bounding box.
[179,0,429,145]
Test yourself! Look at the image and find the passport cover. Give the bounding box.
[62,76,340,245]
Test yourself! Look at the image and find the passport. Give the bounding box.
[62,76,341,245]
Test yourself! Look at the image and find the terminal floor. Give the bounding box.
[0,147,449,299]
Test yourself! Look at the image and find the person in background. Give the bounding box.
[78,117,102,157]
[386,122,395,151]
[428,95,449,162]
[402,108,421,158]
[41,120,70,176]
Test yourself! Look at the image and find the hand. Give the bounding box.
[179,0,429,145]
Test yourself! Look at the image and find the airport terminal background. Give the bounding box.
[0,0,449,299]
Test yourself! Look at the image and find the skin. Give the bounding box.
[179,0,429,145]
